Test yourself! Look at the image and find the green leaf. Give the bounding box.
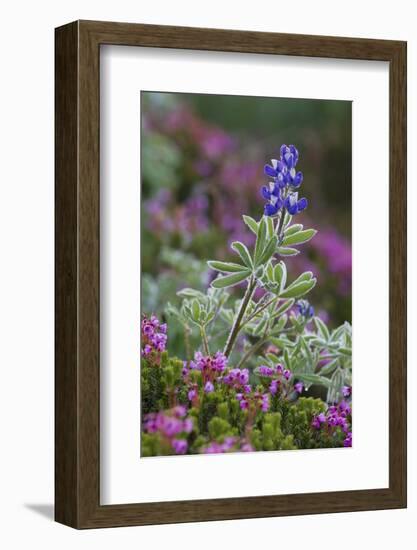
[276,246,300,257]
[177,288,205,299]
[274,261,287,290]
[338,346,352,357]
[207,260,246,273]
[191,299,201,321]
[242,215,259,235]
[284,223,303,237]
[318,358,339,376]
[259,235,278,265]
[270,298,294,319]
[293,373,331,388]
[231,241,253,269]
[266,261,274,282]
[280,278,317,298]
[254,217,267,265]
[314,316,330,341]
[211,270,251,289]
[265,216,275,239]
[282,229,317,247]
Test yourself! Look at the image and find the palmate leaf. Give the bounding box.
[207,260,246,273]
[282,228,317,247]
[211,269,251,289]
[231,241,253,269]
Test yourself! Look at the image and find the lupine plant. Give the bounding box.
[141,145,352,456]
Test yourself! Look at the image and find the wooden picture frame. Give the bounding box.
[55,20,407,529]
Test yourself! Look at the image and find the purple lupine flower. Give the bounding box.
[262,145,306,217]
[344,432,352,447]
[296,299,315,319]
[311,412,326,429]
[284,193,308,216]
[172,439,188,454]
[294,382,304,394]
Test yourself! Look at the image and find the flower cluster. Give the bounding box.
[219,368,251,393]
[255,363,304,398]
[262,144,308,217]
[141,314,167,356]
[236,390,270,412]
[188,351,228,380]
[143,405,193,454]
[311,400,352,447]
[202,437,254,454]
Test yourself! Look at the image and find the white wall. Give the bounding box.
[0,1,414,547]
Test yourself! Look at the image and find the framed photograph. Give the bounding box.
[55,20,407,528]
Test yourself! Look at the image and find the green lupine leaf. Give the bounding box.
[314,316,330,341]
[231,241,253,269]
[259,235,278,265]
[284,223,303,237]
[207,260,246,273]
[242,215,259,235]
[177,288,205,299]
[318,358,339,376]
[266,261,274,282]
[290,271,313,287]
[265,216,275,239]
[274,261,287,290]
[293,373,331,388]
[276,246,300,257]
[270,298,295,319]
[211,270,251,289]
[254,217,267,265]
[279,278,317,298]
[282,228,317,247]
[254,316,268,335]
[191,299,201,320]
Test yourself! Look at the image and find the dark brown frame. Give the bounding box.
[55,20,407,529]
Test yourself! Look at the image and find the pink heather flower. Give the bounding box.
[239,399,249,410]
[204,381,214,393]
[261,394,270,412]
[172,439,188,454]
[188,388,197,401]
[294,382,304,394]
[163,417,183,437]
[342,385,352,398]
[241,443,254,452]
[344,432,352,447]
[183,418,193,433]
[172,405,187,418]
[142,344,152,356]
[258,365,274,377]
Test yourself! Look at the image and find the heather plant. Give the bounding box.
[141,144,352,456]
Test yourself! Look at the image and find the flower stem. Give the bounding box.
[200,325,210,356]
[223,277,256,357]
[240,295,279,330]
